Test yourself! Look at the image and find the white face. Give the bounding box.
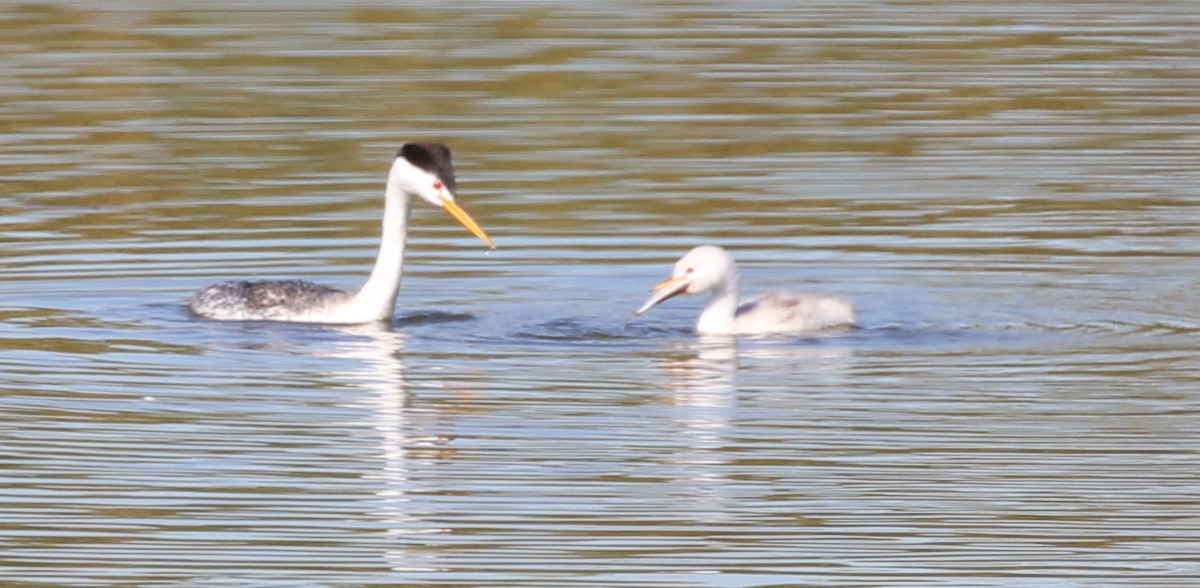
[634,245,736,315]
[673,245,735,294]
[389,156,453,207]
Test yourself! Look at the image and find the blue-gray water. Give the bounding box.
[2,2,1198,586]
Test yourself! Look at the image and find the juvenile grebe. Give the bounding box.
[189,143,495,324]
[635,245,854,335]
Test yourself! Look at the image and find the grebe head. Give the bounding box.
[391,142,495,249]
[635,245,737,315]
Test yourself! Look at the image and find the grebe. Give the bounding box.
[635,245,854,335]
[189,142,495,324]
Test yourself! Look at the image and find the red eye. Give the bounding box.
[433,181,443,190]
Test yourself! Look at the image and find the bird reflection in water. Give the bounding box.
[323,323,452,573]
[653,336,739,522]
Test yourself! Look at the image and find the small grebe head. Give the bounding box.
[635,245,737,315]
[672,245,735,294]
[391,142,495,248]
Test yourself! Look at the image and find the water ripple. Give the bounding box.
[2,2,1198,586]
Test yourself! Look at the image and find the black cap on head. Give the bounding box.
[398,143,457,194]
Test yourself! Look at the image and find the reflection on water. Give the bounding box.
[323,325,438,573]
[2,1,1199,585]
[655,338,737,526]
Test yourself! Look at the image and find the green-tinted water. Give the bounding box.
[2,2,1198,586]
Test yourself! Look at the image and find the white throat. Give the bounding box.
[695,273,740,335]
[323,183,412,323]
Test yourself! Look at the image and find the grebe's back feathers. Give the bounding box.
[189,280,350,322]
[735,290,855,333]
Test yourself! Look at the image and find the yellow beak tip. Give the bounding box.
[439,196,495,250]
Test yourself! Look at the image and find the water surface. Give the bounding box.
[2,2,1198,586]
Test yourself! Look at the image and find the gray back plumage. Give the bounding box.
[736,290,854,331]
[189,280,350,320]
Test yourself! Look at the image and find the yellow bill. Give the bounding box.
[635,276,691,315]
[440,196,496,249]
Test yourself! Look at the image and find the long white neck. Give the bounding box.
[695,273,740,335]
[339,185,411,322]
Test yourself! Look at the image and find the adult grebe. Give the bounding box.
[189,143,495,324]
[635,245,854,335]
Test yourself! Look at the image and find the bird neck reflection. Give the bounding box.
[326,323,450,572]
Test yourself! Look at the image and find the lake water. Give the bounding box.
[2,1,1198,586]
